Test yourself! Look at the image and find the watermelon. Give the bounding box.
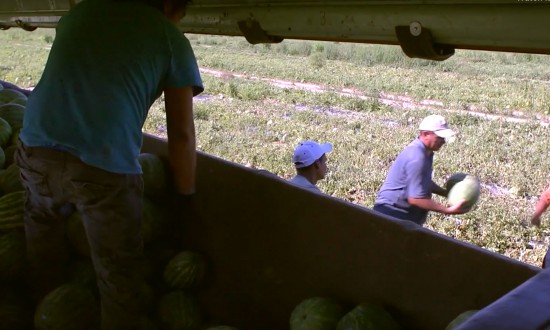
[447,174,481,212]
[0,230,26,281]
[139,153,168,198]
[336,303,401,330]
[0,89,27,105]
[445,310,478,330]
[0,191,25,231]
[163,250,207,290]
[0,103,25,131]
[2,144,17,168]
[445,172,468,192]
[66,212,90,257]
[34,283,99,330]
[158,290,202,330]
[8,97,27,107]
[0,163,24,195]
[0,117,12,148]
[290,297,346,330]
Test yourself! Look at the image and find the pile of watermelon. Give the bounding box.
[0,83,240,330]
[289,297,402,330]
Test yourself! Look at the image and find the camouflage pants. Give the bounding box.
[15,141,149,329]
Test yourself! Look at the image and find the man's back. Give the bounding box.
[20,0,203,174]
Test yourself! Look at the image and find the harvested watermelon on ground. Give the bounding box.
[34,283,99,330]
[163,250,207,290]
[290,297,347,330]
[139,152,168,199]
[336,303,401,330]
[0,190,25,231]
[158,290,202,330]
[446,174,481,213]
[445,310,479,330]
[0,230,26,281]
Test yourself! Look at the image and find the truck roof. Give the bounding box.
[1,0,550,60]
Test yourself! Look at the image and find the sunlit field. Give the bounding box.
[3,29,550,268]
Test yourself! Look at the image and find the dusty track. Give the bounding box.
[200,67,550,127]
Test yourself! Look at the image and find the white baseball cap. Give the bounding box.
[293,141,333,168]
[418,114,456,138]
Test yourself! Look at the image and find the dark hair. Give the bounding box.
[113,0,192,12]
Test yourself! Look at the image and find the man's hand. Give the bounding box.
[445,200,467,215]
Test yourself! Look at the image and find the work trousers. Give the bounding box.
[15,140,150,329]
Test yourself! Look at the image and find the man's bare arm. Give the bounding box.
[164,86,196,195]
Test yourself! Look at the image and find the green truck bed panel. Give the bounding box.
[142,134,539,329]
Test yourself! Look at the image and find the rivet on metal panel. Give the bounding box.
[409,21,422,37]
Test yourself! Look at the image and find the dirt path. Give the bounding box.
[199,67,550,127]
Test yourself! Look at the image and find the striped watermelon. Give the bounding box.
[0,230,26,281]
[158,290,202,330]
[34,283,99,330]
[336,303,401,330]
[0,103,25,131]
[0,190,25,231]
[163,250,207,290]
[447,174,481,212]
[0,117,12,148]
[0,89,27,105]
[0,163,23,195]
[139,153,168,198]
[290,297,346,330]
[2,145,17,168]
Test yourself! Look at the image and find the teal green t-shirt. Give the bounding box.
[20,0,204,174]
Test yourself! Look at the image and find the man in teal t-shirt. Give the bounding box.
[15,0,203,328]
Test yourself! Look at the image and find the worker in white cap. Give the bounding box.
[373,114,465,225]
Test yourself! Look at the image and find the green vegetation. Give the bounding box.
[2,29,550,267]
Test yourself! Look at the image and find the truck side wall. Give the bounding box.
[143,134,539,330]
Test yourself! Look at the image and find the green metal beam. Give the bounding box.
[1,0,549,59]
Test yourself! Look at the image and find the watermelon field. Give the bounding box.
[2,29,550,270]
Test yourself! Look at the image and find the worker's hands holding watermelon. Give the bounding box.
[445,199,468,215]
